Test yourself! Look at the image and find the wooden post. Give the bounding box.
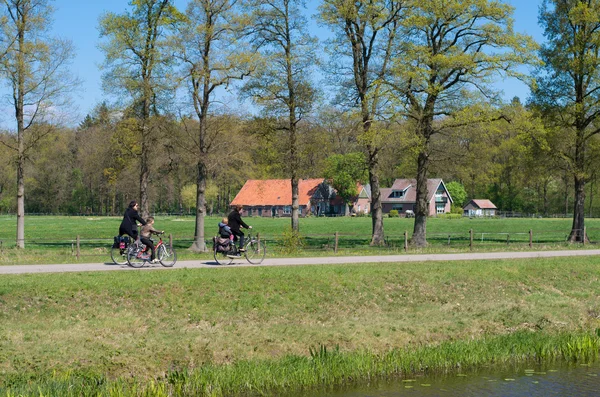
[583,226,586,245]
[404,231,408,252]
[169,234,173,247]
[334,232,339,254]
[76,235,80,260]
[470,229,473,251]
[447,234,451,246]
[506,234,510,246]
[257,232,260,244]
[529,229,533,248]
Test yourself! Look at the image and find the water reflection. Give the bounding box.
[302,361,600,396]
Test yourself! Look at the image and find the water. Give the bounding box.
[301,361,600,396]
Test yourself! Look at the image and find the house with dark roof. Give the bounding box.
[381,178,453,216]
[230,179,371,217]
[463,199,497,217]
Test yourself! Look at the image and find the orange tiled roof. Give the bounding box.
[471,199,497,209]
[230,179,324,206]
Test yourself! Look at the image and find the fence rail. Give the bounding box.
[0,227,595,263]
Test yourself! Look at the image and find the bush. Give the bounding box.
[280,227,304,254]
[389,210,399,218]
[437,213,462,220]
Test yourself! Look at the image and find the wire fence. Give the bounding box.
[0,227,596,263]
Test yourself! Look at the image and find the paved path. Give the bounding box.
[1,249,599,274]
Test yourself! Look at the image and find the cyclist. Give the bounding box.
[228,204,251,251]
[140,217,163,263]
[119,200,146,241]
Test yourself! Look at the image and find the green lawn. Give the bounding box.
[0,215,597,264]
[1,256,599,395]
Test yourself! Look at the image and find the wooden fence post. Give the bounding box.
[334,232,339,254]
[470,229,473,251]
[583,226,586,245]
[529,229,533,248]
[76,235,80,260]
[506,234,510,246]
[169,234,173,247]
[404,231,408,252]
[257,233,260,244]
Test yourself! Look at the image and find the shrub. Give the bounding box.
[389,210,399,218]
[280,227,304,254]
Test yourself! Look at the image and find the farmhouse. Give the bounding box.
[463,199,497,217]
[380,178,453,216]
[230,179,371,217]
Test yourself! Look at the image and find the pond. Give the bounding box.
[299,360,600,397]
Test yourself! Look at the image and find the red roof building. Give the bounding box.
[463,199,497,217]
[230,179,371,217]
[380,178,453,216]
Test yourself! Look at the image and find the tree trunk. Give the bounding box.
[139,123,150,219]
[16,153,24,248]
[568,175,588,242]
[369,147,385,245]
[411,150,429,247]
[15,24,25,249]
[190,160,208,252]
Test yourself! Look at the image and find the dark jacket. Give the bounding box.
[218,222,232,238]
[227,210,248,233]
[119,207,146,238]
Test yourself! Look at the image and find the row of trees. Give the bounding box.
[0,0,598,250]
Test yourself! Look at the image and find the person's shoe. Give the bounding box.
[239,248,246,252]
[151,259,159,264]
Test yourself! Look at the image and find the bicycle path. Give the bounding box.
[1,249,599,274]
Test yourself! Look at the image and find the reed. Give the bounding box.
[2,331,598,396]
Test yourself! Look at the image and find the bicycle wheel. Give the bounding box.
[213,246,234,265]
[245,239,266,264]
[158,244,177,267]
[127,246,146,268]
[110,246,128,265]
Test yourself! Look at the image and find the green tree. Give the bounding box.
[0,0,79,247]
[99,0,183,218]
[319,0,407,245]
[390,0,537,247]
[323,152,368,215]
[531,0,600,242]
[446,181,467,209]
[242,0,318,232]
[172,0,254,251]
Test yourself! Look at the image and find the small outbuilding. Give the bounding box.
[463,199,497,217]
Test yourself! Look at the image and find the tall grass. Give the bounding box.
[2,331,598,396]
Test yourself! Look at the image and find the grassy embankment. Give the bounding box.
[0,215,599,264]
[1,255,599,395]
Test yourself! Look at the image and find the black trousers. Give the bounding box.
[231,229,245,248]
[140,236,155,260]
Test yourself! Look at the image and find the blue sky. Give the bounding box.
[18,0,546,126]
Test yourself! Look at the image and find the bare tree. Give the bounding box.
[172,0,254,251]
[0,0,79,248]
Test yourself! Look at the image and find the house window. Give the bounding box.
[436,204,445,214]
[392,204,403,211]
[284,206,291,214]
[247,208,253,216]
[391,190,404,198]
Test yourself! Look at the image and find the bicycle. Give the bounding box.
[111,235,131,265]
[127,233,177,268]
[213,231,266,265]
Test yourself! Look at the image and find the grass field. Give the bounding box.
[1,255,599,395]
[0,215,598,264]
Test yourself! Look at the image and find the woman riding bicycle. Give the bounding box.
[119,200,146,241]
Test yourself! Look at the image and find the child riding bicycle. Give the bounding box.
[140,217,164,263]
